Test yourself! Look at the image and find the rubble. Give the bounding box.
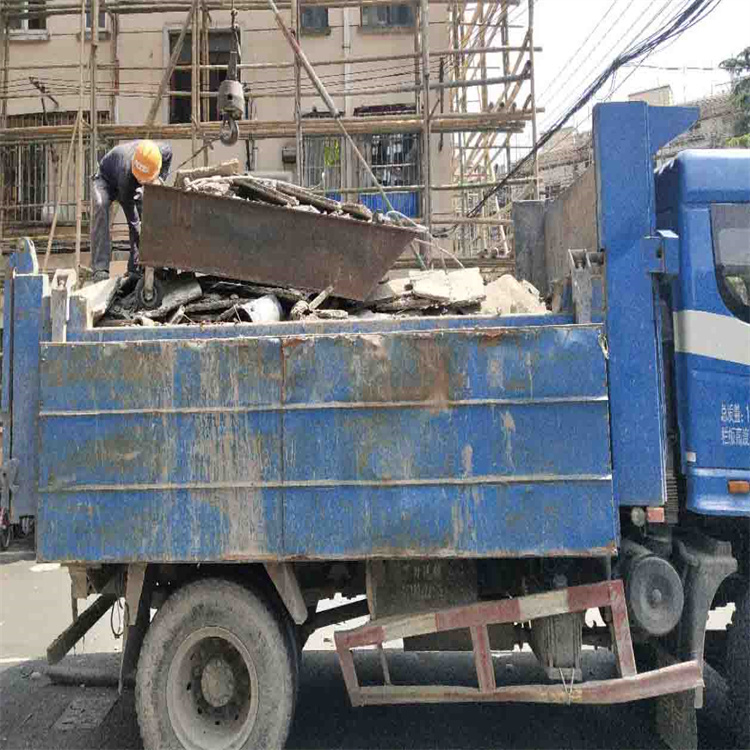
[95,266,550,328]
[480,274,548,315]
[182,172,389,225]
[93,162,549,327]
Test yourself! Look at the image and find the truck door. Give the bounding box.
[671,166,750,515]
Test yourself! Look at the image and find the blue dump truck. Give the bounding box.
[1,102,748,749]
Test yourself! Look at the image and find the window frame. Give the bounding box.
[85,1,109,32]
[166,27,240,125]
[300,6,330,35]
[8,0,49,38]
[360,3,416,31]
[710,202,750,324]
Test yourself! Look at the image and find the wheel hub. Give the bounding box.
[201,657,236,708]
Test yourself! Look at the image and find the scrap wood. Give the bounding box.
[274,181,343,213]
[231,176,299,207]
[341,202,373,221]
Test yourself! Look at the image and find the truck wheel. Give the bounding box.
[135,578,296,750]
[725,582,750,748]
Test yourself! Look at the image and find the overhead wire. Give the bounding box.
[461,0,725,223]
[539,0,685,131]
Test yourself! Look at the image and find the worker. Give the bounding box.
[91,139,172,281]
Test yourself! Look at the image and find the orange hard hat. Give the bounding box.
[132,140,162,184]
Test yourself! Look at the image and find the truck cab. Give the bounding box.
[656,150,750,515]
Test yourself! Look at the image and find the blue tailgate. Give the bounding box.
[36,319,616,562]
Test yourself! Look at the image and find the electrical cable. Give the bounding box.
[460,0,725,223]
[537,0,623,99]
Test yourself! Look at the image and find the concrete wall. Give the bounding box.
[542,167,597,287]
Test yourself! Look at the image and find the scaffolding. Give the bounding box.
[0,0,539,264]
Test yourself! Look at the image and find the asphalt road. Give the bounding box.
[0,541,739,750]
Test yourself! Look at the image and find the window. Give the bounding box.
[86,1,107,31]
[1,111,110,228]
[361,3,415,29]
[169,30,235,124]
[301,7,329,33]
[356,130,420,217]
[302,135,342,194]
[711,203,750,323]
[8,1,47,32]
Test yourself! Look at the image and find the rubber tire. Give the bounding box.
[135,276,164,311]
[725,582,750,748]
[135,578,297,750]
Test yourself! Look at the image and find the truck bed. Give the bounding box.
[36,313,616,562]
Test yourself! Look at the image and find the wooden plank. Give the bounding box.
[47,595,117,665]
[264,562,308,624]
[349,660,702,706]
[470,625,496,692]
[609,580,637,678]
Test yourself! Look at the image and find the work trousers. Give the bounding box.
[90,176,142,274]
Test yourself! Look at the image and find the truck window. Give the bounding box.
[711,203,750,323]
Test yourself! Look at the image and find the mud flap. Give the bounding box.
[655,648,697,750]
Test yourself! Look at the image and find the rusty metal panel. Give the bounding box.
[140,185,419,301]
[36,322,615,563]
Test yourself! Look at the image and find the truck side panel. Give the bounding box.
[37,324,616,562]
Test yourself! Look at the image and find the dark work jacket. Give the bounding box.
[95,141,172,259]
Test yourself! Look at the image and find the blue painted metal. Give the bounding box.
[6,102,745,568]
[36,324,614,562]
[594,102,699,508]
[655,149,750,517]
[1,240,49,522]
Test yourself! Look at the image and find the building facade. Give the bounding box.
[0,1,457,247]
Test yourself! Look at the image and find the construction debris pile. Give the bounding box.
[91,158,549,328]
[175,159,392,226]
[95,267,549,328]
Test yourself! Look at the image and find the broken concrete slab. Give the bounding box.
[410,268,485,306]
[72,277,119,324]
[365,277,413,305]
[175,159,241,190]
[481,274,548,316]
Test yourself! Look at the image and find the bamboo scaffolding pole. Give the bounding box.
[331,178,536,195]
[0,17,7,241]
[44,113,81,270]
[90,0,99,216]
[500,1,511,174]
[2,0,523,18]
[433,216,512,225]
[191,0,200,165]
[419,0,432,237]
[528,0,539,198]
[0,45,541,75]
[0,112,534,143]
[144,6,193,130]
[1,16,8,129]
[74,0,85,272]
[291,0,303,185]
[201,4,210,126]
[110,9,119,122]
